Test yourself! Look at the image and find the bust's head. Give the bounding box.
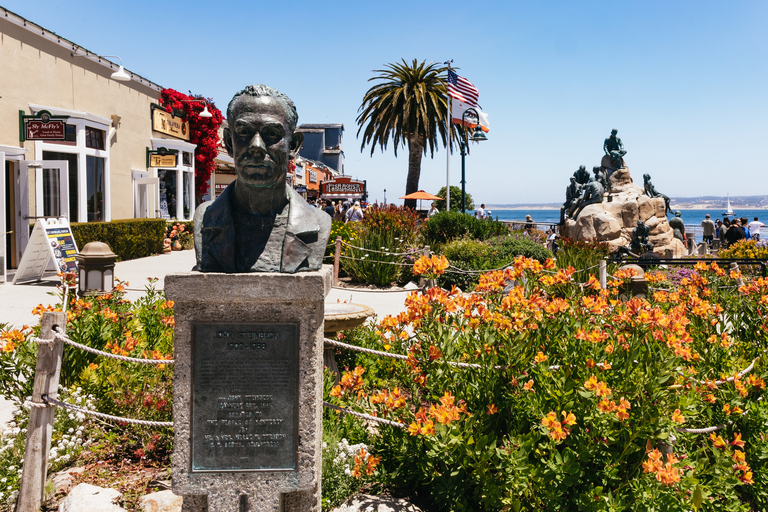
[643,173,651,182]
[224,85,304,190]
[611,129,618,136]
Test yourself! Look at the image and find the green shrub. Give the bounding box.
[556,237,611,283]
[421,211,508,249]
[72,219,166,261]
[362,205,420,244]
[439,234,553,290]
[341,228,408,287]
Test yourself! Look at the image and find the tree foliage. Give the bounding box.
[357,59,455,209]
[435,185,474,212]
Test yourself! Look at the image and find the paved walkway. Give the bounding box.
[1,249,410,329]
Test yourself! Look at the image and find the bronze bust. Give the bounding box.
[193,85,331,273]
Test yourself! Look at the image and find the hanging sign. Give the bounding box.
[19,110,69,142]
[150,154,178,167]
[147,147,180,168]
[321,176,365,199]
[152,105,190,141]
[13,218,79,284]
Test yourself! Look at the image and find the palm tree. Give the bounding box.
[357,59,451,210]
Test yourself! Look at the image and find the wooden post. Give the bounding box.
[599,259,607,290]
[17,311,66,512]
[333,236,342,287]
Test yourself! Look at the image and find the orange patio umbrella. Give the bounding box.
[400,190,442,210]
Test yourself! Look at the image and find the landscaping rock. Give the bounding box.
[331,493,423,512]
[138,490,183,512]
[59,483,125,512]
[50,466,85,496]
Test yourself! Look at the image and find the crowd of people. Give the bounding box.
[703,214,765,248]
[314,199,365,223]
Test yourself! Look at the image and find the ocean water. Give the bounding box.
[485,209,768,242]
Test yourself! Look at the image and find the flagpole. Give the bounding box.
[444,60,453,212]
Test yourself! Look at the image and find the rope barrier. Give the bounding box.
[323,401,406,429]
[340,240,413,257]
[330,286,417,294]
[324,338,503,369]
[35,328,175,365]
[675,423,731,434]
[42,395,173,427]
[338,255,414,267]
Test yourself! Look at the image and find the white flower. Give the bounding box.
[68,428,74,434]
[344,468,351,476]
[7,466,14,472]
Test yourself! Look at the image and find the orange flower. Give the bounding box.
[709,433,727,450]
[561,411,577,427]
[541,411,558,429]
[88,363,98,370]
[522,379,535,392]
[731,433,745,448]
[487,404,498,415]
[533,351,547,363]
[671,409,685,424]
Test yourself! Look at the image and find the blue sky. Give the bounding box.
[6,0,767,205]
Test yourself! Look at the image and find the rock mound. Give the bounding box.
[562,165,686,257]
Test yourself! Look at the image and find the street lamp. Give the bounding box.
[71,52,131,81]
[459,108,487,214]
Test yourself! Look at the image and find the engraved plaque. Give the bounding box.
[192,323,298,471]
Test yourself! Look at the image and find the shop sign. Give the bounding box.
[150,154,178,167]
[309,170,317,183]
[146,147,179,168]
[152,105,190,141]
[19,110,69,141]
[321,176,365,198]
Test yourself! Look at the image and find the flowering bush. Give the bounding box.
[159,89,223,202]
[719,239,768,260]
[326,256,768,511]
[165,221,193,250]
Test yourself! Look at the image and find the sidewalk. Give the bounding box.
[0,250,410,329]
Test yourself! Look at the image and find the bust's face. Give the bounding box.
[229,95,295,189]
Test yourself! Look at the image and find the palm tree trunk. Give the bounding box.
[404,134,424,210]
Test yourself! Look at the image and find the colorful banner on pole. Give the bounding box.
[450,98,490,133]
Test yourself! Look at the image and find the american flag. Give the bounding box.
[447,70,479,107]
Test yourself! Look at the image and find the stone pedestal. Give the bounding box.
[165,267,331,512]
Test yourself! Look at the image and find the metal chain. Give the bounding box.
[323,401,406,429]
[43,395,173,427]
[42,329,174,365]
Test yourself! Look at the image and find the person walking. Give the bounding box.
[346,201,364,223]
[748,217,765,241]
[701,214,716,244]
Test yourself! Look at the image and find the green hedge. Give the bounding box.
[421,210,509,249]
[71,219,166,261]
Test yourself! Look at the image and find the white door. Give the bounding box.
[134,177,159,218]
[18,160,69,263]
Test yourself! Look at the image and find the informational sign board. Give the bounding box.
[152,106,190,141]
[13,218,79,284]
[19,110,69,141]
[192,323,299,471]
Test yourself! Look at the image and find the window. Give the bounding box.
[85,127,105,150]
[64,125,76,143]
[86,156,105,221]
[158,170,176,219]
[183,151,193,166]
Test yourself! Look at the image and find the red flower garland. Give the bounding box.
[159,89,224,203]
